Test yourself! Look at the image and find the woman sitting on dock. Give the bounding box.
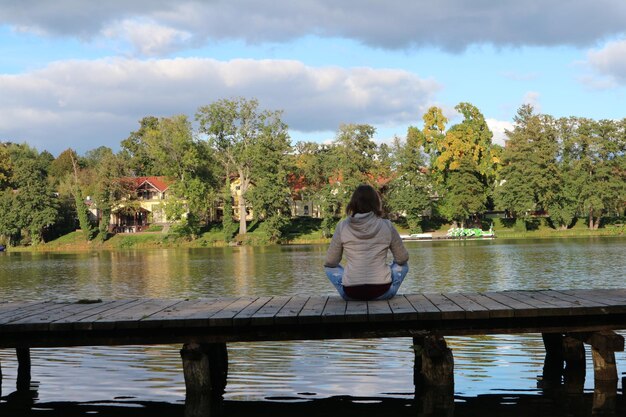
[324,184,409,301]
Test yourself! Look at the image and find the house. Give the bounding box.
[287,174,321,218]
[110,176,175,233]
[229,177,254,221]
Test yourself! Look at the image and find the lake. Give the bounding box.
[1,237,625,416]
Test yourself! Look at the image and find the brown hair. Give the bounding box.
[346,184,383,217]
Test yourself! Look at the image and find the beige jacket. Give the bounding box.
[324,212,409,287]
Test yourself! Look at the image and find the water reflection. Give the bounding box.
[0,238,625,416]
[1,393,624,417]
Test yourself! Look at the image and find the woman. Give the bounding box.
[324,184,409,301]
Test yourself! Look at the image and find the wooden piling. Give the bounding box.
[586,331,624,383]
[541,333,564,385]
[16,347,31,392]
[414,335,454,389]
[562,336,586,392]
[180,343,228,398]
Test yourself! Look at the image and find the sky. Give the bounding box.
[1,0,626,156]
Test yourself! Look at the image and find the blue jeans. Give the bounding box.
[324,263,409,301]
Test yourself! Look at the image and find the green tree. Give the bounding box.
[564,117,625,229]
[387,135,431,232]
[196,97,286,236]
[8,145,59,244]
[120,116,160,176]
[495,106,560,223]
[0,143,12,189]
[89,149,133,241]
[426,103,498,225]
[246,114,292,241]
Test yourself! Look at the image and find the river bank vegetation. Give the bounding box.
[1,98,624,248]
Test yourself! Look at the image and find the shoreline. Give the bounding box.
[4,226,624,253]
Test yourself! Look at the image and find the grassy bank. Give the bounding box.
[7,217,624,252]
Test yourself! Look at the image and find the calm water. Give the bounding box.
[0,237,625,416]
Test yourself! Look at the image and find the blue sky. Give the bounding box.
[1,1,625,155]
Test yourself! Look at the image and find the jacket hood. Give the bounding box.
[346,212,383,239]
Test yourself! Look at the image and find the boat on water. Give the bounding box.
[0,244,5,252]
[401,226,495,241]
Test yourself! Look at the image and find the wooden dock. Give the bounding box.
[1,289,625,405]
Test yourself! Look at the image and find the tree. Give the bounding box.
[423,103,498,226]
[333,123,378,196]
[564,117,625,229]
[246,115,292,241]
[69,149,96,240]
[386,135,431,232]
[8,144,59,244]
[291,141,341,237]
[196,97,287,236]
[496,106,560,221]
[120,116,160,176]
[0,143,12,190]
[88,149,134,241]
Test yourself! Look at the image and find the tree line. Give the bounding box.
[0,98,624,246]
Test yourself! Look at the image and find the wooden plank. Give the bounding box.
[344,300,369,323]
[367,299,392,322]
[248,296,293,326]
[209,297,258,327]
[504,291,573,316]
[73,299,153,330]
[540,290,611,308]
[581,289,626,303]
[274,296,309,325]
[423,293,465,320]
[524,290,595,313]
[0,301,56,324]
[156,298,241,328]
[444,293,490,319]
[0,301,40,315]
[388,295,418,321]
[481,291,537,317]
[232,297,273,326]
[50,300,139,331]
[461,292,514,318]
[321,296,347,323]
[0,302,69,327]
[559,290,626,310]
[5,301,118,332]
[298,296,328,324]
[91,300,182,330]
[404,293,441,320]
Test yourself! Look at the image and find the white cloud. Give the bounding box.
[585,38,626,86]
[102,19,193,56]
[522,91,542,113]
[486,119,513,146]
[1,1,626,54]
[0,58,440,154]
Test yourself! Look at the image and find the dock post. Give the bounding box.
[180,343,228,397]
[541,333,564,386]
[585,331,623,415]
[562,336,585,392]
[413,335,454,417]
[413,335,454,389]
[586,331,624,383]
[16,348,31,392]
[1,356,3,397]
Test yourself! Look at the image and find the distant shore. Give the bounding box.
[4,218,624,252]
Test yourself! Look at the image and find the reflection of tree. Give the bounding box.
[108,249,190,298]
